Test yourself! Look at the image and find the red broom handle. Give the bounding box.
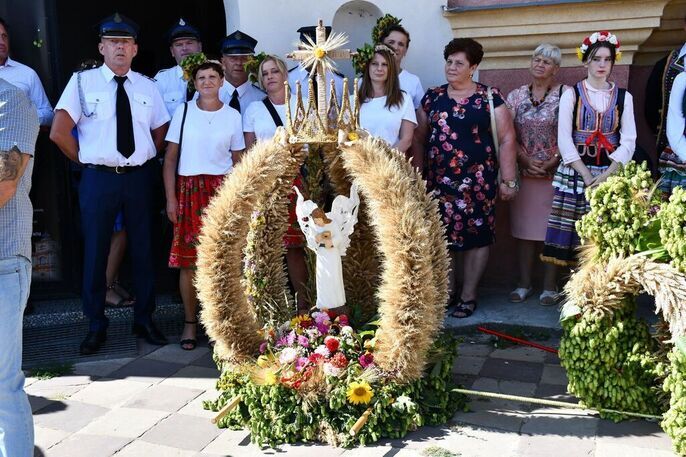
[477,326,558,354]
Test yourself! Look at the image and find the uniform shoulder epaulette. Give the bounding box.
[143,74,156,82]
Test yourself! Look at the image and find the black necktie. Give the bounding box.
[114,76,135,158]
[186,86,196,102]
[229,89,240,113]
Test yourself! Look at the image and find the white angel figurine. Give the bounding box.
[294,183,360,310]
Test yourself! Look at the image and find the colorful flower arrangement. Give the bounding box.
[577,30,621,62]
[204,309,465,448]
[371,14,402,45]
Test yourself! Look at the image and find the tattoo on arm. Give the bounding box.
[0,149,21,182]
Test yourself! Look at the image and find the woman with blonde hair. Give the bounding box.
[506,43,567,305]
[243,55,309,312]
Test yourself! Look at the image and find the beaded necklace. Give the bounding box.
[528,84,551,107]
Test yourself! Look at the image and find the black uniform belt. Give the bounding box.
[84,160,150,174]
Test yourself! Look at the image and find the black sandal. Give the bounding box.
[449,299,478,319]
[180,320,198,351]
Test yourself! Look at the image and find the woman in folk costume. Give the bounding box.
[541,31,636,267]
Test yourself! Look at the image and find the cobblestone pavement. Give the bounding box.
[29,331,676,457]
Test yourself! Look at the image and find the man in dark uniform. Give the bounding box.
[218,30,264,114]
[155,18,203,116]
[645,14,686,190]
[50,13,170,354]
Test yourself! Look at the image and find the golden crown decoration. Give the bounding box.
[285,20,358,144]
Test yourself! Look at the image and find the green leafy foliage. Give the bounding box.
[662,348,686,455]
[659,187,686,273]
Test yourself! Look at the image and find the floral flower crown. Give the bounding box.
[577,30,622,62]
[351,43,395,76]
[371,13,402,45]
[180,53,223,91]
[244,52,270,84]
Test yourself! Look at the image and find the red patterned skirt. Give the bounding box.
[284,174,305,249]
[169,174,225,269]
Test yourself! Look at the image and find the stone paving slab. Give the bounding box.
[517,433,596,457]
[144,344,210,365]
[77,407,169,438]
[33,400,109,433]
[33,426,70,452]
[40,433,131,457]
[72,357,135,377]
[479,358,543,384]
[540,364,568,386]
[594,441,676,457]
[177,389,219,419]
[123,384,203,412]
[491,346,548,364]
[69,378,151,408]
[140,413,224,452]
[452,355,487,376]
[116,440,197,457]
[596,418,674,451]
[160,365,220,391]
[108,358,185,384]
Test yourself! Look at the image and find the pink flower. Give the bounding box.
[259,342,267,354]
[295,357,309,371]
[330,352,348,369]
[312,311,331,325]
[337,315,349,326]
[297,335,309,348]
[359,352,374,368]
[316,322,329,335]
[323,363,342,377]
[308,353,324,364]
[314,345,330,358]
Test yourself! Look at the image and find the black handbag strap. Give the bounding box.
[176,101,189,174]
[262,97,283,127]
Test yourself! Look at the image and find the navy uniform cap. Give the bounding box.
[221,30,257,55]
[98,13,139,40]
[167,18,201,44]
[298,25,331,43]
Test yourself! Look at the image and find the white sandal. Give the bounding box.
[509,287,533,303]
[539,290,559,306]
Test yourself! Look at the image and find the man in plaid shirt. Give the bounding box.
[0,77,40,457]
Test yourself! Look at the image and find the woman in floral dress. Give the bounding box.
[506,44,567,306]
[414,38,518,318]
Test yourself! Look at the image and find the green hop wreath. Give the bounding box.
[371,14,401,45]
[180,52,208,91]
[352,43,375,76]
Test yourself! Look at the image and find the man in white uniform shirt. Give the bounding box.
[50,13,170,355]
[154,18,203,116]
[288,25,344,103]
[218,30,264,114]
[0,17,53,126]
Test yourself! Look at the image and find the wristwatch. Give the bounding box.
[502,179,518,189]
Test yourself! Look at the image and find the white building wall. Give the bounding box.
[222,0,453,90]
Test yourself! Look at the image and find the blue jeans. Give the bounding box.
[0,256,33,457]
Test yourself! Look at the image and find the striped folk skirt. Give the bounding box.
[169,174,225,269]
[540,164,606,266]
[658,168,686,196]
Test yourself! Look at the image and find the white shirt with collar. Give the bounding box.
[154,65,196,116]
[0,56,54,125]
[55,64,170,167]
[287,65,344,104]
[218,79,265,115]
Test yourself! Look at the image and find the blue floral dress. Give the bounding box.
[421,83,504,251]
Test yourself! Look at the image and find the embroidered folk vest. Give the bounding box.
[657,50,686,169]
[572,82,624,167]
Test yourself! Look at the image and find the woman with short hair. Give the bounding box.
[414,37,518,318]
[506,44,567,306]
[163,60,245,349]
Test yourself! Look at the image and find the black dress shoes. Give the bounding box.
[80,330,107,355]
[132,322,168,345]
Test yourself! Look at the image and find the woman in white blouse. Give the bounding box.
[357,45,417,152]
[541,31,635,268]
[243,55,309,312]
[163,61,245,350]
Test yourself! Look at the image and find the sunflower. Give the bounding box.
[346,381,374,405]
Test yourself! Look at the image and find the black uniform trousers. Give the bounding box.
[79,160,156,332]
